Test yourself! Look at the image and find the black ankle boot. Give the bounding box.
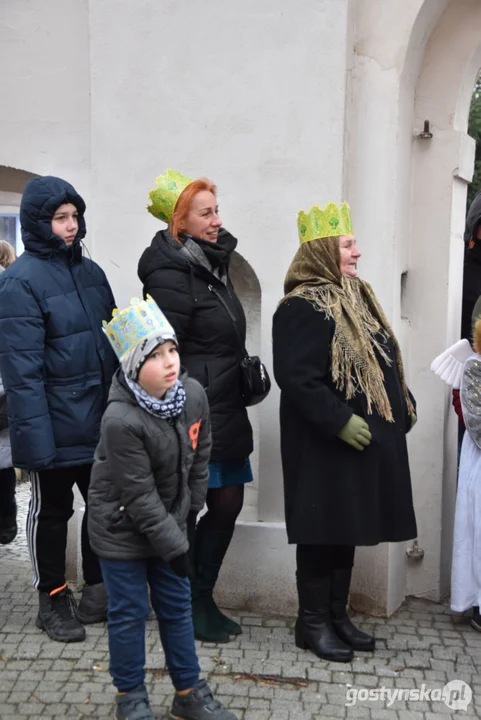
[331,568,375,651]
[295,574,353,662]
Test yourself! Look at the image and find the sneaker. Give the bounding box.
[115,684,154,720]
[0,514,17,545]
[471,606,481,632]
[36,587,86,643]
[169,679,238,719]
[77,582,108,624]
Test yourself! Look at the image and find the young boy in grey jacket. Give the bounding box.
[88,296,237,720]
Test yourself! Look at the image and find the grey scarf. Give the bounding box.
[164,229,228,285]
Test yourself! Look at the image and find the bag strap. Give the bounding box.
[207,284,248,358]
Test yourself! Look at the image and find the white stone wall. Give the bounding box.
[87,0,352,527]
[0,0,91,222]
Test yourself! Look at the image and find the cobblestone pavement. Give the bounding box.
[1,483,481,719]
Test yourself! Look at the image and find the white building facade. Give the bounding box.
[1,0,480,616]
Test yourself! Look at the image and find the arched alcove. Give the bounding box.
[0,165,38,255]
[406,0,481,602]
[229,250,262,522]
[0,166,37,193]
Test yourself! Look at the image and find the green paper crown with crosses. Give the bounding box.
[102,295,176,360]
[147,168,193,224]
[297,202,353,245]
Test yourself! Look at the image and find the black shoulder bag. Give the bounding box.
[208,284,271,407]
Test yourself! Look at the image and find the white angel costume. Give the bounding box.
[450,353,481,612]
[430,339,472,389]
[430,338,481,612]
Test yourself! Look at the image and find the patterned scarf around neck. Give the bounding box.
[125,375,186,419]
[281,237,414,422]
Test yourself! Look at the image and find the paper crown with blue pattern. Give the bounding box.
[103,295,177,360]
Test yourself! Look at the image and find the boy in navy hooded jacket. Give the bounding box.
[0,176,118,642]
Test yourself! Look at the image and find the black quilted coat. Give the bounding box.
[138,229,253,463]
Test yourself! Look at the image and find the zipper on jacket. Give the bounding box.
[171,419,185,498]
[208,284,238,324]
[70,264,108,395]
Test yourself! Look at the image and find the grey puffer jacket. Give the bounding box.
[88,368,211,561]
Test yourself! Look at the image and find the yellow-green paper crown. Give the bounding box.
[102,295,176,360]
[147,168,193,224]
[297,202,353,245]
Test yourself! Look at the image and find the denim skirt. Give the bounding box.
[207,458,253,489]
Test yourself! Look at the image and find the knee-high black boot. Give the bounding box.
[295,573,353,662]
[191,515,242,643]
[330,568,375,651]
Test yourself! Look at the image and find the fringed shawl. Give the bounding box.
[281,237,413,422]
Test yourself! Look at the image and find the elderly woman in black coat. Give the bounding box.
[272,202,417,663]
[138,170,254,643]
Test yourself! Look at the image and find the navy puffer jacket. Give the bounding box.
[0,176,118,470]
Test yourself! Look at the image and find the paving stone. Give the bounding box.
[248,697,271,709]
[1,483,481,718]
[345,707,370,718]
[371,710,401,720]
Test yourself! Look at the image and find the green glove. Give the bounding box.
[338,414,372,451]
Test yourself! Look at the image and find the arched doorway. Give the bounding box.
[407,0,481,604]
[346,0,481,615]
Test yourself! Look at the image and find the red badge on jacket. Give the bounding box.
[189,420,202,450]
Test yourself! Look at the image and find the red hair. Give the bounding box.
[170,178,217,241]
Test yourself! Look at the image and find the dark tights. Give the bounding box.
[296,544,355,580]
[201,485,245,531]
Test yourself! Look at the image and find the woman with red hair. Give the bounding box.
[138,170,254,643]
